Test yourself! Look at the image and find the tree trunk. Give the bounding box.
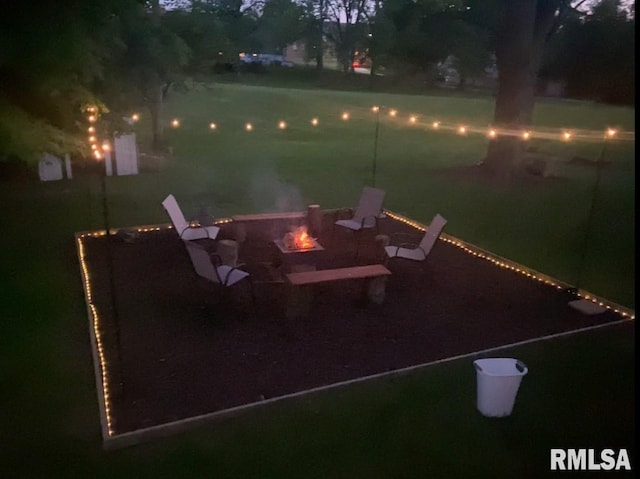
[316,0,324,71]
[149,85,164,152]
[482,0,563,181]
[315,50,324,71]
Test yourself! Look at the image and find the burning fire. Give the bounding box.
[284,226,316,250]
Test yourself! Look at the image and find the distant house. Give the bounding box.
[283,41,338,67]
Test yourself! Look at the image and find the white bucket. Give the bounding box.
[474,358,528,417]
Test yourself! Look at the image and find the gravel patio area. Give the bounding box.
[78,210,627,439]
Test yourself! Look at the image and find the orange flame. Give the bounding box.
[284,226,315,250]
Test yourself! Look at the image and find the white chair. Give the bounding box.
[334,186,386,233]
[385,214,447,261]
[183,240,254,300]
[162,194,220,241]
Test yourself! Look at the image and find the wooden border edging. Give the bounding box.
[76,209,634,449]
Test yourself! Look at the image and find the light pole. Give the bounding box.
[100,141,112,237]
[568,129,617,314]
[99,140,124,391]
[371,105,381,187]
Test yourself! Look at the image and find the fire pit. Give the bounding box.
[274,225,324,254]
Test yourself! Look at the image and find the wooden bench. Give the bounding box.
[231,212,305,222]
[286,264,391,286]
[231,212,305,241]
[285,264,392,318]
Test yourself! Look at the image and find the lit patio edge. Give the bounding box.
[74,208,635,450]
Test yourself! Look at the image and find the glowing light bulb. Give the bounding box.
[389,109,397,117]
[563,131,572,141]
[278,121,287,130]
[91,144,98,150]
[88,115,97,123]
[488,129,497,139]
[432,121,440,129]
[606,128,617,138]
[88,126,95,133]
[341,112,349,120]
[171,119,180,128]
[371,106,379,113]
[311,118,319,126]
[93,150,101,159]
[209,122,217,130]
[102,142,110,152]
[88,136,96,143]
[245,123,253,131]
[409,115,417,124]
[131,113,140,122]
[522,131,530,140]
[458,126,466,134]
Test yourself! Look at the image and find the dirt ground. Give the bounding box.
[79,212,624,434]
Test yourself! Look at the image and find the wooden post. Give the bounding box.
[307,204,322,237]
[367,276,387,304]
[374,234,390,263]
[216,239,238,266]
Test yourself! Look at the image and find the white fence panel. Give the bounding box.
[114,134,139,176]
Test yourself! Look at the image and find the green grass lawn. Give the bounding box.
[0,83,634,477]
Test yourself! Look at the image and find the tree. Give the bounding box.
[0,0,135,164]
[254,0,306,54]
[542,0,635,105]
[102,0,191,152]
[324,0,373,73]
[480,0,574,182]
[371,0,464,82]
[163,6,236,74]
[368,0,397,78]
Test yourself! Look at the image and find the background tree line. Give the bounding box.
[0,0,634,179]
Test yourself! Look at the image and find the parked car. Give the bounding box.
[239,53,293,67]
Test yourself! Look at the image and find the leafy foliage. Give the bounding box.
[542,0,635,104]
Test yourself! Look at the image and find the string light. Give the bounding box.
[77,235,115,436]
[101,141,110,152]
[88,126,95,133]
[103,106,634,143]
[91,144,98,150]
[93,150,102,160]
[245,122,253,131]
[88,115,97,123]
[88,136,97,143]
[77,217,243,434]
